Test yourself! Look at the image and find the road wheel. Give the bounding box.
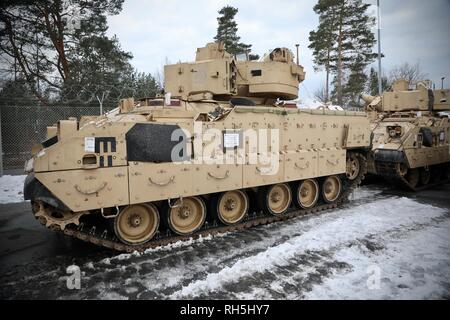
[215,190,249,225]
[322,176,342,204]
[114,204,160,245]
[258,184,292,216]
[168,197,206,235]
[294,179,319,209]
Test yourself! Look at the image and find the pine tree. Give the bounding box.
[0,0,132,104]
[309,0,378,106]
[214,6,256,57]
[342,55,368,107]
[309,0,340,103]
[368,68,389,96]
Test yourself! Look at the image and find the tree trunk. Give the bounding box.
[325,10,336,103]
[325,66,330,103]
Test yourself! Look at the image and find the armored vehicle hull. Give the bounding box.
[24,44,371,251]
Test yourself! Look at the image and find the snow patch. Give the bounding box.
[106,234,225,263]
[349,186,384,201]
[305,219,450,300]
[0,175,27,204]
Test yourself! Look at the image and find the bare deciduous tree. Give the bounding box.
[389,62,428,86]
[313,85,328,104]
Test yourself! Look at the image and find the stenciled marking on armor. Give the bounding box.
[95,137,116,167]
[94,137,117,154]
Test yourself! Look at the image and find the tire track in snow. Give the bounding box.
[169,198,448,299]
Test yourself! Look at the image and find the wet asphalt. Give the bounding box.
[0,180,449,300]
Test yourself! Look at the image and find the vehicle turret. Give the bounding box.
[164,42,305,102]
[363,79,450,113]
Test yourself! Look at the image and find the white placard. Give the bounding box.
[85,137,95,153]
[224,132,240,149]
[440,131,445,141]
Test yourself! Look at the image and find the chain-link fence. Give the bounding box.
[0,104,114,172]
[0,80,160,175]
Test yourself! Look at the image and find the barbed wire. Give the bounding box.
[0,82,161,107]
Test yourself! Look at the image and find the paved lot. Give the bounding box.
[0,182,449,299]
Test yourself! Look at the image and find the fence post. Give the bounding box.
[0,105,3,177]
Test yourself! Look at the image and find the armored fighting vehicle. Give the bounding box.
[24,43,371,251]
[363,79,450,190]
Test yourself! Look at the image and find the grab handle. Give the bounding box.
[207,171,230,180]
[75,182,107,195]
[295,161,310,170]
[148,176,175,186]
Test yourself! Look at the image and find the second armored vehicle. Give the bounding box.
[363,80,450,190]
[24,43,371,251]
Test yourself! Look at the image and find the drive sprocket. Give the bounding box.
[32,201,84,230]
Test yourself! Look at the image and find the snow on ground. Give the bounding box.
[1,185,449,300]
[0,175,26,204]
[305,219,450,299]
[169,197,448,299]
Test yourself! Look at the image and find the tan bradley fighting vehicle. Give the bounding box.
[24,43,371,251]
[363,80,450,190]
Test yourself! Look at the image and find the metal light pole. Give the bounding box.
[442,77,445,90]
[377,0,383,95]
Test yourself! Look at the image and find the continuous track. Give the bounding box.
[33,153,367,253]
[375,162,450,191]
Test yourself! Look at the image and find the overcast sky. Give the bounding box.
[107,0,450,103]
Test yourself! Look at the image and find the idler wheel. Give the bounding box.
[216,190,249,225]
[322,176,342,204]
[294,179,319,209]
[397,163,408,177]
[168,197,206,235]
[346,153,361,181]
[114,204,160,245]
[258,184,292,216]
[405,168,420,188]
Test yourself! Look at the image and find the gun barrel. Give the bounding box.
[361,94,376,104]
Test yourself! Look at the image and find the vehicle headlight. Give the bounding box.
[387,126,402,138]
